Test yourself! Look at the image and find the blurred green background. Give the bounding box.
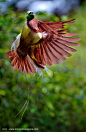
[0,3,86,132]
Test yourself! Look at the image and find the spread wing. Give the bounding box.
[28,19,81,69]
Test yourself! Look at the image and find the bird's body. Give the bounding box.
[18,19,42,55]
[6,11,81,75]
[21,19,42,44]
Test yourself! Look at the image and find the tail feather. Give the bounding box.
[6,50,36,74]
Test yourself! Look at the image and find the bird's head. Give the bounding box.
[26,11,35,21]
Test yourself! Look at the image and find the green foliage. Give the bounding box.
[0,5,86,132]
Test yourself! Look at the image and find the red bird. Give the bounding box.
[6,11,81,75]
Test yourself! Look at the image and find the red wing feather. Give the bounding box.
[42,44,52,66]
[28,19,81,67]
[7,50,36,74]
[44,43,60,64]
[55,36,81,42]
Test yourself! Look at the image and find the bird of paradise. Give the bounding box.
[6,11,81,75]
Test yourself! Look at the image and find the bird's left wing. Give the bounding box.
[28,19,81,69]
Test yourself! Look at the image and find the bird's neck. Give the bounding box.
[21,20,31,40]
[27,15,34,21]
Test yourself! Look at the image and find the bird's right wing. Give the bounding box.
[27,19,81,69]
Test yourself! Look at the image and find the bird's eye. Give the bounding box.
[29,12,33,15]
